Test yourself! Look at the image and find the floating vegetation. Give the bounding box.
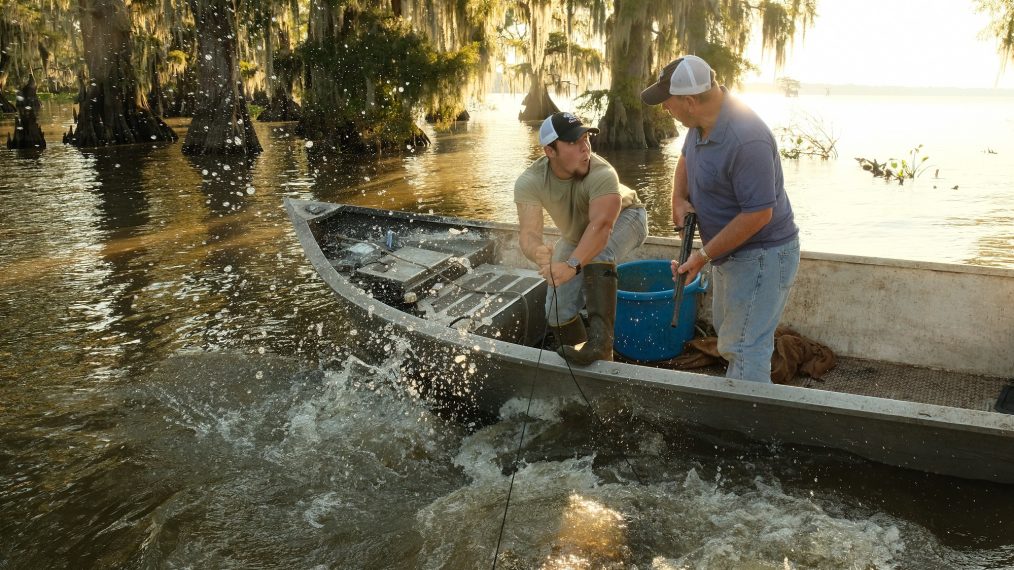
[855,145,933,185]
[775,112,839,160]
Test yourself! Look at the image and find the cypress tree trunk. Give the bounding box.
[18,74,42,110]
[7,77,46,149]
[147,54,168,118]
[258,79,301,121]
[166,60,200,118]
[596,0,676,149]
[263,26,274,100]
[182,0,261,155]
[65,0,177,147]
[0,47,15,113]
[258,33,301,122]
[0,28,16,113]
[38,43,57,93]
[299,3,357,149]
[517,72,560,121]
[516,0,559,123]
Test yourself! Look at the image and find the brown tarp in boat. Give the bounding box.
[665,326,837,384]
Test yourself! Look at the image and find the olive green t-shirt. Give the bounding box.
[513,154,643,245]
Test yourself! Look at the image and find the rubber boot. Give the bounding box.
[548,315,587,349]
[559,262,617,365]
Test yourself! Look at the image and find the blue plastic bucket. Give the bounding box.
[613,259,706,362]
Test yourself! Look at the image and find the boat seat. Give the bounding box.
[418,264,547,345]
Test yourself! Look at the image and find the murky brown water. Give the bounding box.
[1,102,1012,568]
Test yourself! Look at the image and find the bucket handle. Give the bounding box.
[697,269,710,292]
[684,271,709,294]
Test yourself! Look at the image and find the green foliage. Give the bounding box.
[40,28,69,46]
[465,0,499,23]
[167,50,188,66]
[424,104,463,128]
[36,91,76,103]
[502,37,527,54]
[503,7,519,29]
[546,31,602,66]
[575,89,609,119]
[649,1,813,90]
[507,62,534,80]
[0,0,43,28]
[166,50,189,77]
[239,60,259,78]
[693,42,756,88]
[545,32,568,56]
[976,0,1014,64]
[610,75,649,113]
[758,0,816,67]
[421,42,482,130]
[855,145,933,185]
[888,145,934,179]
[1,0,76,91]
[300,12,480,150]
[273,51,302,75]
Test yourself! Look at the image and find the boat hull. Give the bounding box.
[285,198,1014,483]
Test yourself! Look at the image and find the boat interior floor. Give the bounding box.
[638,355,1011,413]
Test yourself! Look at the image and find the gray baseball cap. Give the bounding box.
[640,55,713,105]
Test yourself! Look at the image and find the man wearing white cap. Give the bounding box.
[514,111,648,364]
[641,55,800,383]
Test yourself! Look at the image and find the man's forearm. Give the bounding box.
[673,158,689,200]
[672,156,689,205]
[672,157,693,232]
[568,222,612,265]
[519,231,544,262]
[676,209,772,282]
[701,209,772,259]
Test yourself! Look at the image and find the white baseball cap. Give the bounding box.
[640,55,714,105]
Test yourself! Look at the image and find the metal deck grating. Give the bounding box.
[656,357,1011,412]
[787,357,1011,412]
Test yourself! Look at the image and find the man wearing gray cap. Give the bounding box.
[641,55,800,383]
[515,111,648,364]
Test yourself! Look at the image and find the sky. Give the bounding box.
[746,0,1014,89]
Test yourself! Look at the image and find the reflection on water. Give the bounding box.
[5,94,1014,268]
[1,98,1013,568]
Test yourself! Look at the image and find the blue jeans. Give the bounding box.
[546,207,648,325]
[712,237,800,382]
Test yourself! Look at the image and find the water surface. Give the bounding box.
[1,98,1012,568]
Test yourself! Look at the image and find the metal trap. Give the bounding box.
[418,264,547,345]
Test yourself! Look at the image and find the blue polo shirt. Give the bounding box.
[682,89,798,263]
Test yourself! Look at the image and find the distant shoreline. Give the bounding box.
[740,82,1014,98]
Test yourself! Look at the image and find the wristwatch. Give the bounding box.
[565,257,582,274]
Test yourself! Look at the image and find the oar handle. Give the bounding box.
[671,213,698,328]
[671,271,688,327]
